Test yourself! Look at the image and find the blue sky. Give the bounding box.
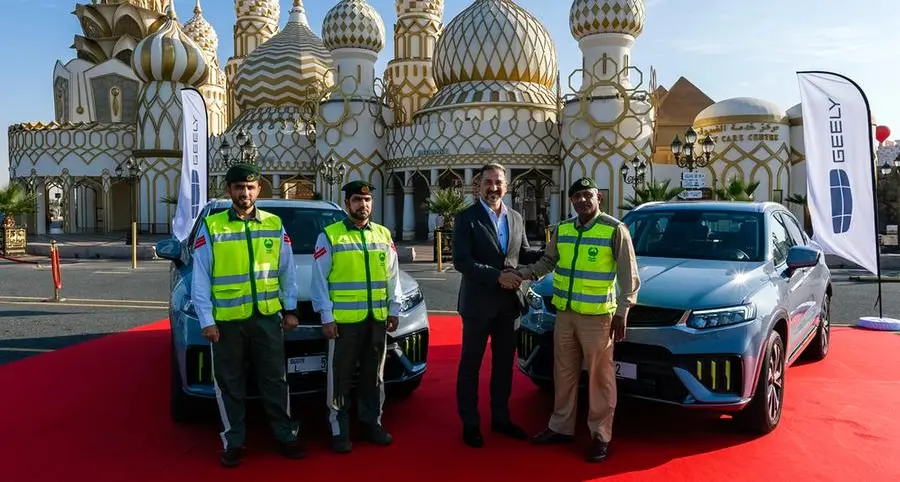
[1,0,894,187]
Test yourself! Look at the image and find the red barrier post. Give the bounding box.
[48,240,65,302]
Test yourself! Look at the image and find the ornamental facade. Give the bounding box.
[6,0,885,239]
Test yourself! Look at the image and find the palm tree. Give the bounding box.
[620,180,685,211]
[714,176,760,201]
[422,187,470,230]
[0,183,37,227]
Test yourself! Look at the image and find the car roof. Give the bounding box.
[206,198,343,211]
[628,201,784,214]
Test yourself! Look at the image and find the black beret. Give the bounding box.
[342,180,376,198]
[568,177,598,197]
[225,163,261,183]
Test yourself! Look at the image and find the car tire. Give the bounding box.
[805,294,830,361]
[735,329,785,435]
[170,340,203,424]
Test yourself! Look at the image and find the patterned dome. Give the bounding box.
[183,0,217,54]
[322,0,386,53]
[570,0,645,40]
[131,5,208,86]
[234,0,279,22]
[233,0,334,111]
[432,0,557,89]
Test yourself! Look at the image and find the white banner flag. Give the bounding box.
[173,88,209,241]
[797,71,878,275]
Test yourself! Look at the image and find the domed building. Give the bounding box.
[7,0,847,239]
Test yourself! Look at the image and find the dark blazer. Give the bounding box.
[452,201,543,320]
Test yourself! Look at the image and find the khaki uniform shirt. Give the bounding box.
[519,211,641,318]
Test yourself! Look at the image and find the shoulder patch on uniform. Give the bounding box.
[390,241,396,252]
[313,246,327,260]
[283,233,291,244]
[194,235,206,249]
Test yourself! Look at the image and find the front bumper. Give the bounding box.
[516,319,762,410]
[180,327,429,399]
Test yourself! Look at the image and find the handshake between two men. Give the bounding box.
[498,267,527,290]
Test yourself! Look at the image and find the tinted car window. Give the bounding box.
[203,206,347,255]
[624,209,765,261]
[769,213,795,265]
[778,212,807,247]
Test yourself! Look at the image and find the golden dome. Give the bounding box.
[570,0,645,40]
[183,0,217,55]
[131,5,208,86]
[432,0,557,89]
[233,1,334,111]
[322,0,386,53]
[234,0,280,22]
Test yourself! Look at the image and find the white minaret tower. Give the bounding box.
[224,0,280,123]
[321,0,391,224]
[385,0,443,124]
[183,0,228,135]
[131,3,208,232]
[561,0,653,216]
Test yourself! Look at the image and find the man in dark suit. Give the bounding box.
[452,163,542,448]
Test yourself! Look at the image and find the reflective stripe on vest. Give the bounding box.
[551,218,618,316]
[205,209,284,321]
[324,220,392,323]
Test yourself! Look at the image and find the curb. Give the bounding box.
[26,244,158,261]
[847,275,900,283]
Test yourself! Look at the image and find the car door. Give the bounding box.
[767,212,806,357]
[777,211,823,351]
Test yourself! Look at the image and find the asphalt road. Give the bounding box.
[1,258,898,365]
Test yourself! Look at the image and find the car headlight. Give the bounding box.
[400,288,424,313]
[525,288,544,311]
[686,304,756,329]
[181,299,197,316]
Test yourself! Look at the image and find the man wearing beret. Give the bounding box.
[311,180,402,454]
[518,177,640,463]
[191,162,304,467]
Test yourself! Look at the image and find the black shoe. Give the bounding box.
[362,424,394,446]
[585,438,609,463]
[220,447,243,468]
[530,428,574,445]
[491,420,527,440]
[332,435,352,454]
[462,425,484,448]
[278,439,306,459]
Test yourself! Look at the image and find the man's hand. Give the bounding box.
[282,312,299,331]
[387,316,399,332]
[498,269,523,290]
[322,322,339,339]
[202,325,220,343]
[610,315,626,342]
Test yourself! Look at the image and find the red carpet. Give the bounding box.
[1,317,899,482]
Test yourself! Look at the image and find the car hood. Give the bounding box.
[531,257,772,311]
[292,254,418,300]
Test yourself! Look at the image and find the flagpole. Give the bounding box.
[798,70,884,319]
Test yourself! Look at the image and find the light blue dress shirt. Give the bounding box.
[480,198,509,254]
[190,216,299,329]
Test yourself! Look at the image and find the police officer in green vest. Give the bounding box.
[518,177,641,463]
[310,180,402,454]
[191,163,304,468]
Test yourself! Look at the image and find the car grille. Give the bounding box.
[627,305,685,327]
[678,356,743,395]
[296,301,321,325]
[397,330,428,365]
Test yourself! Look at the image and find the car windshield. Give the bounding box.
[624,209,765,262]
[207,206,347,255]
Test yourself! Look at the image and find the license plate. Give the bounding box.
[287,355,326,374]
[615,361,637,380]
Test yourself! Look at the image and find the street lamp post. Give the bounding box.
[880,156,900,176]
[671,127,716,172]
[620,157,648,186]
[318,156,347,201]
[114,156,144,247]
[218,128,259,169]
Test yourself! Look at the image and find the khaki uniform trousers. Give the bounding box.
[547,310,616,442]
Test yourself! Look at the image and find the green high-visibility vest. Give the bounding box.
[205,209,284,321]
[324,220,393,323]
[551,217,618,316]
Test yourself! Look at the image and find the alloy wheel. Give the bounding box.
[766,341,784,424]
[821,298,831,354]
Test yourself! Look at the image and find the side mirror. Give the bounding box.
[786,245,820,271]
[156,238,183,266]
